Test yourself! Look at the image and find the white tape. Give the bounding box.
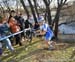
[0,28,31,41]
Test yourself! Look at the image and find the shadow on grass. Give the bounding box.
[14,49,44,62]
[55,39,75,51]
[1,39,41,61]
[1,39,75,62]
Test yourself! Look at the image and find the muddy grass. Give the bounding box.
[0,37,75,62]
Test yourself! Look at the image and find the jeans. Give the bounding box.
[0,48,2,55]
[0,42,2,55]
[0,35,14,51]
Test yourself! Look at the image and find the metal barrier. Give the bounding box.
[0,28,31,41]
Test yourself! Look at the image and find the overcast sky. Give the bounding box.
[0,0,74,8]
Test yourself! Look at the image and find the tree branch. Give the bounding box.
[63,0,67,5]
[20,0,30,18]
[57,0,60,5]
[28,0,37,23]
[43,0,52,6]
[48,0,52,5]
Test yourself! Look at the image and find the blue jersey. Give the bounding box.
[40,23,54,41]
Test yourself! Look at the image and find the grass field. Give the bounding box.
[0,37,75,62]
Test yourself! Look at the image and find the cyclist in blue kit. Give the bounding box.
[36,16,55,50]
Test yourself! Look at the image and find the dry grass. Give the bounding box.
[0,37,75,62]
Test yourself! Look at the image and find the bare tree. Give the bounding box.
[43,0,67,38]
[20,0,30,18]
[43,0,52,25]
[53,0,67,38]
[2,0,11,12]
[16,0,19,13]
[0,3,4,15]
[28,0,37,23]
[33,0,39,17]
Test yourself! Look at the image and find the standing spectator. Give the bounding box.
[14,12,25,38]
[28,15,35,28]
[14,12,25,30]
[8,10,22,46]
[24,19,32,40]
[28,15,39,31]
[0,16,14,52]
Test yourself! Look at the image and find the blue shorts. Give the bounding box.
[45,36,55,41]
[45,37,52,41]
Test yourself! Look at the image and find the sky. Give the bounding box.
[0,0,75,9]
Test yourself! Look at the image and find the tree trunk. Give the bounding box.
[33,0,39,17]
[54,6,61,39]
[28,0,37,23]
[16,0,19,14]
[43,0,52,25]
[53,0,67,39]
[20,0,30,18]
[47,6,52,25]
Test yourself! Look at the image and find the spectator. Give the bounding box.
[14,12,25,38]
[14,12,25,30]
[28,15,35,28]
[8,10,22,46]
[25,19,32,29]
[0,16,14,52]
[24,19,32,40]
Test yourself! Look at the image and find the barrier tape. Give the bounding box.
[0,28,31,41]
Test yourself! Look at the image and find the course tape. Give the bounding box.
[0,28,31,41]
